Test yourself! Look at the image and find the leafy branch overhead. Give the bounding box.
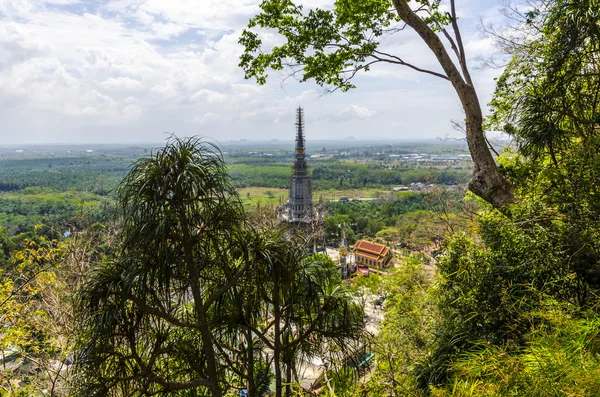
[240,0,452,91]
[240,0,515,209]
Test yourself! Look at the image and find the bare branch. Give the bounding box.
[484,134,501,157]
[371,50,450,80]
[450,119,466,134]
[437,133,467,142]
[424,1,462,68]
[450,0,473,86]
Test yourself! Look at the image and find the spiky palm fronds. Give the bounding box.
[74,137,248,397]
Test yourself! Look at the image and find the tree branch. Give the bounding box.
[203,266,248,312]
[371,50,450,80]
[130,296,200,330]
[0,263,56,311]
[450,0,473,86]
[425,2,462,67]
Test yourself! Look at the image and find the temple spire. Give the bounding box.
[295,106,305,155]
[278,106,313,223]
[276,107,325,258]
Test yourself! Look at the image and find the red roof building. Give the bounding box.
[353,240,392,268]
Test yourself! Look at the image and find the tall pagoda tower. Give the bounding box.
[289,107,313,222]
[277,107,325,253]
[279,107,316,224]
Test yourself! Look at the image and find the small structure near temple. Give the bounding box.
[353,240,393,269]
[338,230,354,279]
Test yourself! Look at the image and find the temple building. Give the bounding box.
[278,107,321,225]
[353,240,393,268]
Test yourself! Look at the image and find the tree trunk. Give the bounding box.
[392,0,514,209]
[246,328,256,397]
[460,84,515,209]
[284,306,293,397]
[273,279,283,397]
[285,362,293,397]
[178,207,222,397]
[196,306,222,397]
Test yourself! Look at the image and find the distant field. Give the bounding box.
[0,186,113,234]
[236,187,394,209]
[314,188,391,200]
[237,187,287,208]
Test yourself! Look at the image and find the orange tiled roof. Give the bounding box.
[355,251,380,261]
[353,240,391,263]
[354,240,386,255]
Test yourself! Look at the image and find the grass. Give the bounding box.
[237,187,287,208]
[314,188,392,200]
[236,187,394,208]
[431,311,600,397]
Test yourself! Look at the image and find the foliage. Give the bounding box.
[0,156,128,193]
[417,197,600,389]
[489,0,600,163]
[74,137,248,396]
[0,188,114,236]
[73,138,365,397]
[325,190,467,245]
[488,0,600,307]
[0,226,106,396]
[239,0,399,91]
[1,231,62,355]
[228,162,469,190]
[0,228,14,267]
[431,309,600,397]
[479,0,600,313]
[412,0,600,391]
[365,263,436,396]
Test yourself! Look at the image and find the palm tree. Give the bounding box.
[248,240,366,397]
[74,137,366,397]
[211,232,366,397]
[74,137,248,396]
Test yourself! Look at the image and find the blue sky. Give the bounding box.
[0,0,512,144]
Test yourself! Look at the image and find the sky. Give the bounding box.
[0,0,510,144]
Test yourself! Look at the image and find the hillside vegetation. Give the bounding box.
[1,0,599,396]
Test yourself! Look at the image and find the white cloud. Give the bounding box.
[465,37,495,57]
[188,112,220,125]
[188,89,228,104]
[100,77,145,91]
[344,105,377,119]
[318,105,377,123]
[0,0,508,143]
[295,90,319,102]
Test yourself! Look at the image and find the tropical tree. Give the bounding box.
[366,263,434,396]
[488,0,600,305]
[259,251,365,397]
[0,231,63,395]
[74,137,248,396]
[74,138,366,397]
[0,225,107,396]
[410,0,600,390]
[239,0,513,209]
[217,230,365,397]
